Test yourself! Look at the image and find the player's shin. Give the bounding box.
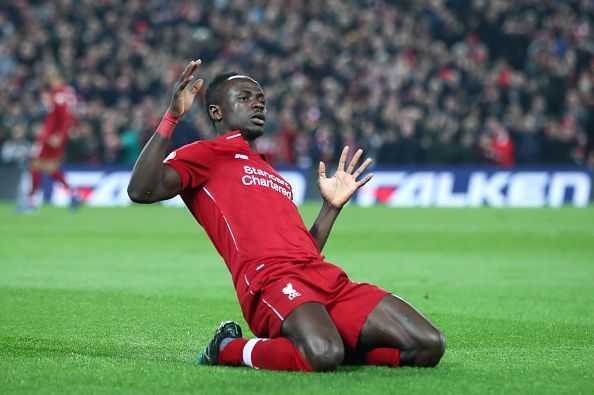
[29,169,41,196]
[219,337,312,372]
[50,171,70,190]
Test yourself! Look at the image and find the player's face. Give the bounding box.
[220,77,266,139]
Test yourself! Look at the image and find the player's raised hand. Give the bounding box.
[168,59,204,118]
[318,146,374,209]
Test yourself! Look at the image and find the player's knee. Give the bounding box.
[422,329,446,367]
[302,336,344,371]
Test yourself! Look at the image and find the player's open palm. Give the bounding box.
[318,146,374,209]
[169,59,204,118]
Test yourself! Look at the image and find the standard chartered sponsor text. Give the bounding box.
[242,165,293,199]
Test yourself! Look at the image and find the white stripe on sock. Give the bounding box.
[243,338,264,368]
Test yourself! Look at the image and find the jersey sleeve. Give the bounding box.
[163,141,215,191]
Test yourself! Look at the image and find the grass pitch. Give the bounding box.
[0,203,592,394]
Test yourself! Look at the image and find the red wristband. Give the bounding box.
[156,111,179,139]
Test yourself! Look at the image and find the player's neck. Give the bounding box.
[246,138,257,151]
[241,133,258,152]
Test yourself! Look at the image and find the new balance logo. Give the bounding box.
[235,154,249,160]
[282,283,301,300]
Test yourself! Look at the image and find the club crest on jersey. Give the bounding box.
[282,283,301,300]
[235,153,249,160]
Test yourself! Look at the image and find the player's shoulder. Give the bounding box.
[175,139,213,152]
[167,138,217,162]
[51,84,76,103]
[171,132,243,158]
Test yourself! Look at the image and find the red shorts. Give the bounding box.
[33,143,65,161]
[236,260,389,349]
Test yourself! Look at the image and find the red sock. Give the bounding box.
[218,338,248,365]
[219,338,312,372]
[29,169,41,196]
[365,348,400,367]
[50,171,70,190]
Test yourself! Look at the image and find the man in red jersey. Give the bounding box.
[128,60,444,372]
[26,69,81,210]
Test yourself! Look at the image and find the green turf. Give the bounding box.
[0,203,592,394]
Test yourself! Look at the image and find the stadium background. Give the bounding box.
[0,1,593,394]
[1,0,594,169]
[1,0,593,206]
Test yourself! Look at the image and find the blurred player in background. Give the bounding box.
[25,68,81,211]
[128,60,445,372]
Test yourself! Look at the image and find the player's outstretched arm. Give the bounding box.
[309,147,373,251]
[128,60,204,203]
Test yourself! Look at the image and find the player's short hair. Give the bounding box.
[205,71,240,125]
[44,65,62,82]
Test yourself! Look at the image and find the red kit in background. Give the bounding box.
[26,69,81,210]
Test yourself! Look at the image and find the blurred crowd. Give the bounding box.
[1,0,594,168]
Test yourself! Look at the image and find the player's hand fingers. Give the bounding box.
[353,158,372,179]
[338,146,348,172]
[177,61,194,84]
[346,149,363,174]
[356,173,373,187]
[178,75,194,91]
[177,60,201,89]
[180,59,200,80]
[318,161,327,179]
[190,79,204,95]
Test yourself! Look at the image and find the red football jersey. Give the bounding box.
[164,131,321,287]
[38,83,78,146]
[490,134,515,167]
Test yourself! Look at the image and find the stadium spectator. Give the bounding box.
[1,124,31,166]
[1,0,593,167]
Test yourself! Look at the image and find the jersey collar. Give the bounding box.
[218,130,268,161]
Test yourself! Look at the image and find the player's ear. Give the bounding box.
[209,104,222,123]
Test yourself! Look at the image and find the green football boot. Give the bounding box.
[196,321,243,365]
